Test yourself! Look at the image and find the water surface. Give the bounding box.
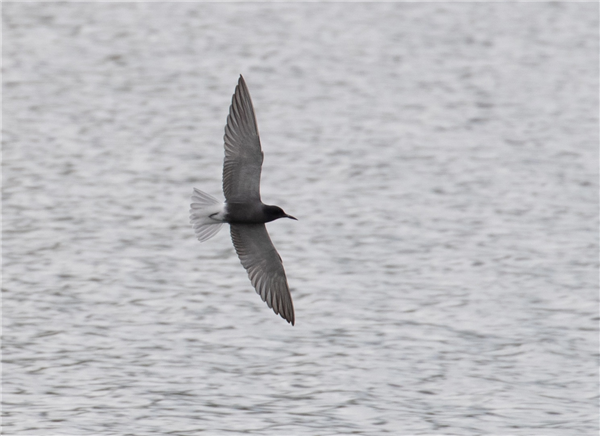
[3,3,598,435]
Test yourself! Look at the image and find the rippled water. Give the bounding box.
[3,3,598,435]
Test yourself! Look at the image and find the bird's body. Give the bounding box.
[225,202,290,224]
[190,75,297,325]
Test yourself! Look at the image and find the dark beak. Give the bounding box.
[286,214,298,220]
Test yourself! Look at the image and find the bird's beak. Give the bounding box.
[286,214,298,220]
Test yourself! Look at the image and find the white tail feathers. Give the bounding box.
[190,188,225,242]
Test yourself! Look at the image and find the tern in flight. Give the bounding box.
[190,75,297,325]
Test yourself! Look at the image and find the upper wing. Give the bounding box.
[230,224,295,325]
[223,75,263,203]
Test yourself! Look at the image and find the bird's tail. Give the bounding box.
[190,188,224,242]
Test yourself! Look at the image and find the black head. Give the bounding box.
[263,205,297,223]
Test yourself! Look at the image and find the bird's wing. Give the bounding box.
[223,75,263,203]
[230,224,295,325]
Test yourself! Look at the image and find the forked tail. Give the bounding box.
[190,188,224,242]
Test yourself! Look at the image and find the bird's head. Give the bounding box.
[263,205,297,223]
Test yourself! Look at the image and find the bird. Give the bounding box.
[190,75,297,325]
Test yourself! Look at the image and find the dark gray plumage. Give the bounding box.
[190,75,297,325]
[223,76,263,203]
[230,224,295,325]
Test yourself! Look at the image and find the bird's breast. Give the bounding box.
[224,202,267,224]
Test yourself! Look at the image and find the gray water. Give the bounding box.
[3,3,598,435]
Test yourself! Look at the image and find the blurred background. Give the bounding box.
[3,2,598,435]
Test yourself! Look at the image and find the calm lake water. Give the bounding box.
[3,3,598,435]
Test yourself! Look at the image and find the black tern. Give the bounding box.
[190,75,297,325]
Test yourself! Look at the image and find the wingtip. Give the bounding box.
[237,75,248,93]
[284,309,295,326]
